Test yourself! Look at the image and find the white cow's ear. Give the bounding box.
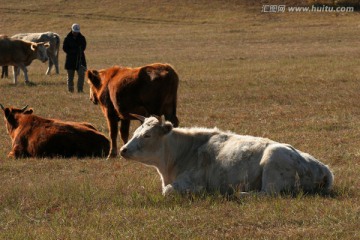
[130,113,146,123]
[162,122,173,135]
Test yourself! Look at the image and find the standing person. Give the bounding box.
[63,23,87,93]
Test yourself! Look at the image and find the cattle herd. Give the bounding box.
[0,32,334,197]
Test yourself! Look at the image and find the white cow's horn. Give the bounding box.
[130,113,146,123]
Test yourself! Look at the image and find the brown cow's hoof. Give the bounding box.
[25,81,36,86]
[107,153,118,160]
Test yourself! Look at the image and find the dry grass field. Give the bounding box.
[0,0,360,239]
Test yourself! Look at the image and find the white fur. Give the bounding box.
[12,32,60,75]
[121,117,334,196]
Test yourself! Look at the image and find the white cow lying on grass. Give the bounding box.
[120,115,334,196]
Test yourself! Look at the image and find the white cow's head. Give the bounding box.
[120,115,173,165]
[31,42,50,62]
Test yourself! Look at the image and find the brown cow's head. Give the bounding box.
[31,41,50,63]
[86,69,101,105]
[0,104,33,134]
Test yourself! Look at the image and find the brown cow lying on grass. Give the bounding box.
[1,104,110,158]
[86,63,179,158]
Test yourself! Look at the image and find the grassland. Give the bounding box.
[0,0,359,239]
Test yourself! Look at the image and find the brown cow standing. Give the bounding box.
[1,105,110,158]
[86,63,179,158]
[0,35,49,84]
[1,32,61,78]
[12,32,61,75]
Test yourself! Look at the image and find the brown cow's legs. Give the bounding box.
[13,65,27,84]
[162,102,179,127]
[165,114,179,127]
[120,119,130,144]
[1,66,8,78]
[107,117,119,158]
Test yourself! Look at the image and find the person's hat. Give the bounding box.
[71,23,80,33]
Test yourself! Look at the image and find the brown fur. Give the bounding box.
[1,32,61,76]
[1,105,110,158]
[0,35,49,83]
[86,63,179,158]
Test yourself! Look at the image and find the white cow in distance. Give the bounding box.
[120,115,334,196]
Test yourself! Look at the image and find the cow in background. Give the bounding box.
[1,104,110,158]
[1,32,60,79]
[1,32,60,77]
[86,63,179,159]
[0,35,49,84]
[121,115,334,196]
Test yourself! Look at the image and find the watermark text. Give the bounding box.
[262,5,354,13]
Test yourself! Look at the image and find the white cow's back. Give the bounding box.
[121,117,334,195]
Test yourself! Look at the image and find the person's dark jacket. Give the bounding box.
[63,31,87,70]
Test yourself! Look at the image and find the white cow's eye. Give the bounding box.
[143,134,151,138]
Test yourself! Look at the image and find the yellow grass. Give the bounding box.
[0,0,359,239]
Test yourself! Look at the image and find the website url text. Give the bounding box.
[262,5,354,13]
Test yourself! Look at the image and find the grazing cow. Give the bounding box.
[0,35,49,84]
[11,32,61,75]
[120,115,334,196]
[86,63,179,158]
[1,104,110,158]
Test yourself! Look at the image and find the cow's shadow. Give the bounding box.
[163,188,340,204]
[0,79,67,87]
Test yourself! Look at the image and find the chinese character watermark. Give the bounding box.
[262,4,354,13]
[262,5,286,13]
